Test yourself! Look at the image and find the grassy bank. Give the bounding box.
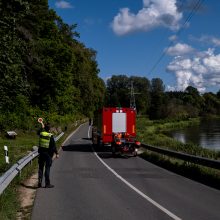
[0,132,39,175]
[137,117,220,159]
[0,119,86,220]
[137,117,220,189]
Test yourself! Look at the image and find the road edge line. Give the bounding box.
[93,149,182,220]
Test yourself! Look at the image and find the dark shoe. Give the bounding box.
[38,182,42,188]
[45,184,54,188]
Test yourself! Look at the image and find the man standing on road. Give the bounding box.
[38,123,59,188]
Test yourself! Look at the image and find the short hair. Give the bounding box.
[44,124,50,132]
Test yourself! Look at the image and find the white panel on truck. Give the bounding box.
[112,113,126,132]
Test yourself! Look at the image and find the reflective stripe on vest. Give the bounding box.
[39,131,52,148]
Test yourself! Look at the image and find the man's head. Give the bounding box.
[44,124,51,132]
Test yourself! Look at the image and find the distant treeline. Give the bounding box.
[0,1,220,130]
[105,75,220,119]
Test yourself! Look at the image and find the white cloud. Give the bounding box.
[169,35,178,41]
[167,48,220,92]
[200,36,220,47]
[111,0,183,35]
[203,53,220,73]
[190,35,220,47]
[211,37,220,47]
[166,43,194,56]
[167,85,176,91]
[55,1,73,9]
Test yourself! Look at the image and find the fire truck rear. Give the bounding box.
[92,107,140,156]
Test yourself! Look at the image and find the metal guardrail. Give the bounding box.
[142,143,220,170]
[0,132,64,195]
[2,131,218,195]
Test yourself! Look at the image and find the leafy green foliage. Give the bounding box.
[149,78,166,119]
[0,0,105,130]
[105,75,151,113]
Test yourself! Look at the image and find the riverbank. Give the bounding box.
[166,117,220,150]
[137,117,220,159]
[137,117,220,189]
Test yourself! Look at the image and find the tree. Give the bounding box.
[185,86,199,96]
[0,0,30,112]
[217,90,220,99]
[106,75,130,107]
[203,92,220,115]
[183,86,204,115]
[0,0,106,129]
[149,78,165,119]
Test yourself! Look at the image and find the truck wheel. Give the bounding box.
[112,146,116,157]
[97,136,101,147]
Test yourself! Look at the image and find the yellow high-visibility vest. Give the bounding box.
[39,131,52,148]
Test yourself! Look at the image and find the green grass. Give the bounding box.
[0,131,39,174]
[0,130,40,220]
[0,183,19,220]
[0,129,40,220]
[0,159,38,220]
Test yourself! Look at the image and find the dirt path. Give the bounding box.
[17,172,38,220]
[16,150,62,219]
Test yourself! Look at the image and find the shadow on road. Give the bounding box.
[62,142,129,159]
[62,144,93,152]
[96,152,129,159]
[82,137,92,141]
[96,152,112,159]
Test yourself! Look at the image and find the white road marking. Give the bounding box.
[62,123,84,146]
[88,125,91,139]
[93,149,182,220]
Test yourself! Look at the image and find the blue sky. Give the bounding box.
[48,0,220,93]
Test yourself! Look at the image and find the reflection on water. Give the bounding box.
[166,118,220,150]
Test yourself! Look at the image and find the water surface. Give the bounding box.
[166,118,220,150]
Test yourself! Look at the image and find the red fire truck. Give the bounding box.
[92,107,141,156]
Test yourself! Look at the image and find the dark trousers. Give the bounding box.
[38,152,52,185]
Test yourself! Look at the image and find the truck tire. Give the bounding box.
[97,136,101,147]
[112,146,116,157]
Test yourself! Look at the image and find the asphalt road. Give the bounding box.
[31,123,220,220]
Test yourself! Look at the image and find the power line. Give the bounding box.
[148,0,205,76]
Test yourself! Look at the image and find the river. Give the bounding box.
[166,118,220,151]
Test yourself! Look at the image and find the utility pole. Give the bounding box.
[130,81,136,109]
[130,81,141,112]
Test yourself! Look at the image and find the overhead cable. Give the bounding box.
[148,0,205,76]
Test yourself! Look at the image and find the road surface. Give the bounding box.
[32,123,220,220]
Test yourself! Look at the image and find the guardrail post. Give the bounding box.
[0,131,65,196]
[4,145,9,164]
[19,170,22,178]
